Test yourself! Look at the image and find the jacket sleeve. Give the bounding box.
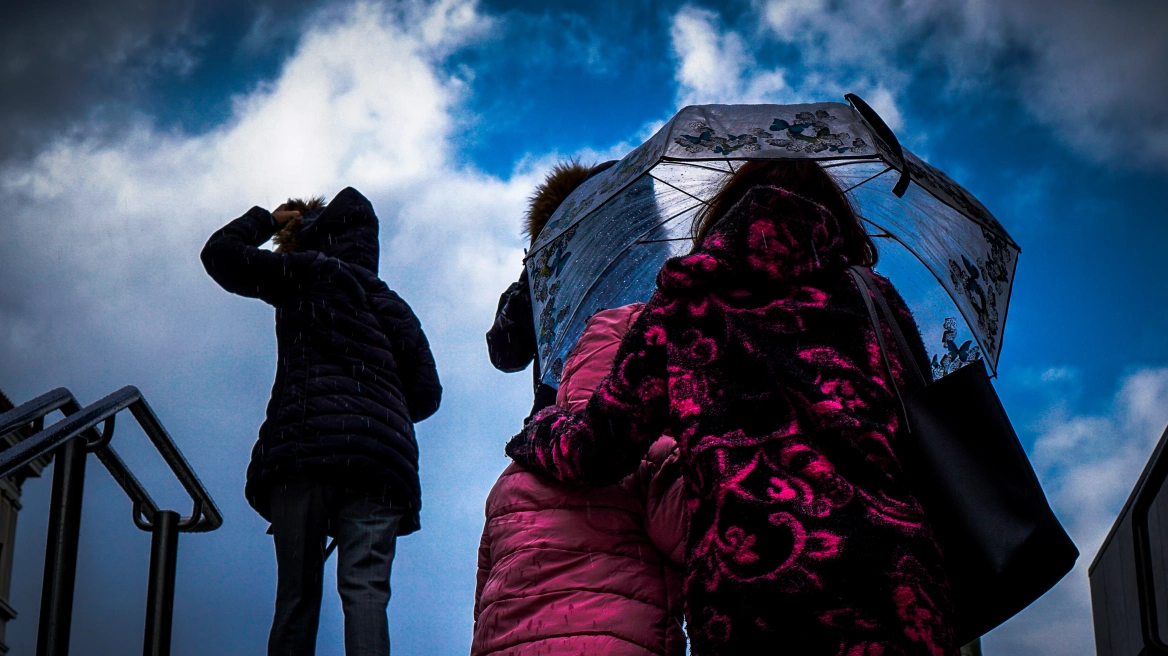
[641,439,687,567]
[200,207,317,304]
[382,295,442,422]
[485,272,537,373]
[505,294,670,486]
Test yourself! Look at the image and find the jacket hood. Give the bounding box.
[297,187,380,273]
[658,185,853,294]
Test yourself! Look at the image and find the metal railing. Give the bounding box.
[0,386,222,656]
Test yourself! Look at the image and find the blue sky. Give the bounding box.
[1,0,1166,654]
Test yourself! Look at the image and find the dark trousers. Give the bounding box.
[268,482,407,656]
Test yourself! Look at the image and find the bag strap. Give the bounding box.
[848,267,911,429]
[853,267,930,388]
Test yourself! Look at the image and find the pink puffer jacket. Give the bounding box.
[472,304,687,656]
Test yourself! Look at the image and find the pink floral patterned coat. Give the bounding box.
[507,186,956,655]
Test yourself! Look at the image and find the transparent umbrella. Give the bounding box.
[526,95,1019,387]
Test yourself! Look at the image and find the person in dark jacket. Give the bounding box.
[201,187,441,656]
[486,160,615,420]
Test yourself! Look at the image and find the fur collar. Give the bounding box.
[524,161,616,244]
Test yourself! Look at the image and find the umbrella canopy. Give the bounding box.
[526,96,1019,387]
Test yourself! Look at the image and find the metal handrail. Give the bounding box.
[0,388,158,520]
[2,392,123,499]
[0,387,71,436]
[0,386,220,532]
[0,386,222,656]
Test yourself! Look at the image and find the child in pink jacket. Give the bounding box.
[472,303,687,656]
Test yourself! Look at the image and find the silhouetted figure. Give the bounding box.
[202,187,441,656]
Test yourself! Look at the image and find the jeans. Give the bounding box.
[267,482,407,656]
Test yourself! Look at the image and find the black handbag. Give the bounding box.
[848,266,1079,644]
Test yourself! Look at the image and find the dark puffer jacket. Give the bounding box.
[201,187,441,534]
[486,272,558,418]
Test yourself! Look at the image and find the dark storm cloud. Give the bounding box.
[749,0,1168,168]
[0,0,327,162]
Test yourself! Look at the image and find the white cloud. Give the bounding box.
[862,86,905,133]
[3,0,1159,651]
[985,368,1168,654]
[668,3,904,137]
[1034,369,1168,544]
[670,5,790,107]
[1040,366,1078,383]
[759,0,825,38]
[671,6,749,104]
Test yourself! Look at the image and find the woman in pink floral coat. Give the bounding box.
[507,161,957,655]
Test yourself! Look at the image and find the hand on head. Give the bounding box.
[271,203,302,228]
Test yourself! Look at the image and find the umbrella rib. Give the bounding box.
[634,202,706,243]
[852,157,1019,250]
[659,160,736,174]
[656,156,882,170]
[656,201,705,226]
[841,165,894,194]
[819,158,884,169]
[636,237,694,243]
[647,173,713,207]
[544,201,702,371]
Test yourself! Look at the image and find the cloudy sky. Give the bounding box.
[1,0,1166,653]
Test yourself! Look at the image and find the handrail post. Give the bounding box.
[143,510,179,656]
[35,437,87,656]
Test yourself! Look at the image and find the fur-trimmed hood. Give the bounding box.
[524,160,615,244]
[297,187,380,273]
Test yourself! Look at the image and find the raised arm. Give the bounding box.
[485,271,537,373]
[200,207,316,304]
[505,295,671,485]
